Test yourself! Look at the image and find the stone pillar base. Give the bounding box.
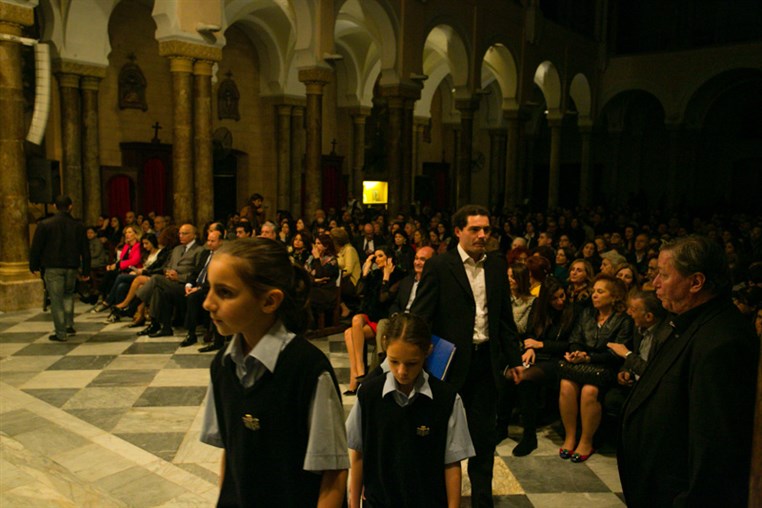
[0,277,44,312]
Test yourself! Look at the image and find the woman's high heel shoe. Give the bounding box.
[106,310,121,323]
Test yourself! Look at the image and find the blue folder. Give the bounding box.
[425,334,456,380]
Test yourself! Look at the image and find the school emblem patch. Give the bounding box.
[242,414,260,431]
[416,425,430,437]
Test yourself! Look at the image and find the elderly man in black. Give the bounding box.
[30,195,90,342]
[618,236,759,507]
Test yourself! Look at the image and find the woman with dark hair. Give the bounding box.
[615,262,641,293]
[507,246,530,265]
[391,230,415,273]
[554,246,574,283]
[526,255,551,297]
[289,231,312,267]
[579,241,602,274]
[508,263,535,333]
[505,277,577,456]
[343,246,405,394]
[558,274,633,462]
[307,233,340,315]
[278,218,292,245]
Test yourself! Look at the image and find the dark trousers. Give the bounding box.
[151,277,186,329]
[460,344,497,508]
[184,288,209,335]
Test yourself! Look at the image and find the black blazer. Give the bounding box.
[621,316,672,377]
[389,273,417,316]
[618,297,758,507]
[411,248,521,391]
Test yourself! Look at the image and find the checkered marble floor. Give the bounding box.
[1,303,624,507]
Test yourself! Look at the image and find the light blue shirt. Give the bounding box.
[200,321,349,471]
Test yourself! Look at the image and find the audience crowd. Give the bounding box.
[57,192,762,501]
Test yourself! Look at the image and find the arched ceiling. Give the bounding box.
[417,24,469,118]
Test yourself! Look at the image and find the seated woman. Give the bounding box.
[578,241,602,274]
[526,254,550,297]
[343,247,404,394]
[306,233,340,317]
[277,218,292,245]
[106,232,164,322]
[615,262,641,293]
[111,226,177,326]
[289,231,312,267]
[567,258,594,311]
[509,277,577,456]
[93,225,143,312]
[554,246,574,284]
[558,274,633,462]
[391,230,415,274]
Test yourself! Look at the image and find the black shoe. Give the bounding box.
[149,328,174,338]
[138,324,160,336]
[66,327,76,335]
[49,334,67,342]
[199,343,222,353]
[512,435,538,457]
[179,335,197,347]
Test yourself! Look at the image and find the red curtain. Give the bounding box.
[107,175,132,218]
[143,157,166,215]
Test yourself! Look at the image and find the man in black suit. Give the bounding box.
[412,205,523,508]
[618,236,759,507]
[353,222,383,263]
[388,246,435,315]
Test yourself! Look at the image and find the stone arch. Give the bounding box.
[481,43,519,111]
[416,24,470,118]
[533,60,562,112]
[39,0,116,65]
[682,68,762,128]
[569,72,592,120]
[334,0,398,108]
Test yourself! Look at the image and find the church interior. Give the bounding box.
[1,0,761,506]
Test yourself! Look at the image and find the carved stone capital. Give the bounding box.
[0,2,34,28]
[80,75,102,91]
[168,56,194,74]
[56,72,81,89]
[298,67,333,93]
[159,39,222,62]
[54,60,107,79]
[193,59,214,76]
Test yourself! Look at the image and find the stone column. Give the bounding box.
[503,110,520,210]
[488,128,507,212]
[401,97,415,213]
[578,124,592,208]
[81,74,104,225]
[299,67,332,221]
[58,72,83,217]
[455,98,479,208]
[384,95,404,215]
[666,123,680,210]
[547,115,562,210]
[290,105,305,219]
[193,59,214,226]
[167,56,194,223]
[0,2,42,310]
[350,108,370,203]
[276,104,292,212]
[413,117,428,178]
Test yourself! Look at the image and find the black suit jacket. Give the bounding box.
[411,248,521,391]
[618,297,758,507]
[353,235,385,263]
[621,317,672,377]
[389,274,417,316]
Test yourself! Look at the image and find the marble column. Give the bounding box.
[169,56,194,223]
[503,110,520,210]
[290,106,305,219]
[193,59,213,226]
[81,75,102,225]
[547,116,562,209]
[455,98,479,208]
[276,104,292,212]
[298,67,332,221]
[0,3,42,310]
[488,128,507,212]
[578,124,592,207]
[58,73,83,217]
[350,108,369,203]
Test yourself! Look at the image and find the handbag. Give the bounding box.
[558,360,614,387]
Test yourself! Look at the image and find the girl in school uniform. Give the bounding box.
[346,313,474,508]
[199,238,348,507]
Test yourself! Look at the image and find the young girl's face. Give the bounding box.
[386,339,428,394]
[204,254,268,337]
